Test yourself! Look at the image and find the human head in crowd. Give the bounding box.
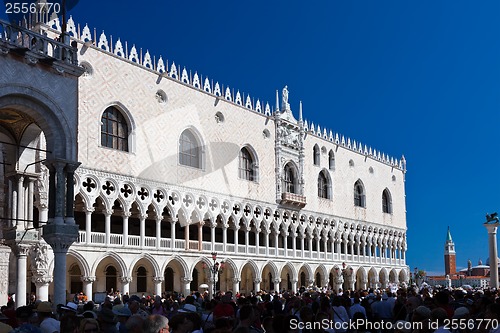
[125,314,144,333]
[78,318,100,333]
[143,314,169,333]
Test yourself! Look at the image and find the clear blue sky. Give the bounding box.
[3,1,500,275]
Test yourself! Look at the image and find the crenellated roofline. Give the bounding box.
[36,15,406,172]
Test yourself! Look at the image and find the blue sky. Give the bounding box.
[3,0,500,275]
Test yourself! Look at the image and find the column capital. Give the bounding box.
[42,224,78,253]
[273,278,281,284]
[122,212,132,218]
[254,279,262,284]
[181,277,192,284]
[153,276,164,283]
[64,162,81,174]
[85,207,95,214]
[13,243,31,257]
[232,278,241,284]
[81,276,96,283]
[32,275,53,286]
[30,242,50,272]
[119,276,132,284]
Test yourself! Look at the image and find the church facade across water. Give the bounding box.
[0,15,409,306]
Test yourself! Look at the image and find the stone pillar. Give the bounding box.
[33,276,52,302]
[26,178,34,229]
[198,222,204,251]
[274,232,279,257]
[140,214,146,248]
[184,224,190,250]
[64,163,80,224]
[52,161,67,225]
[265,229,270,256]
[85,208,94,245]
[104,210,112,246]
[233,226,239,253]
[232,278,240,294]
[171,220,176,250]
[300,235,305,258]
[15,244,30,307]
[292,233,296,258]
[255,228,260,256]
[273,278,281,292]
[121,212,130,247]
[182,277,192,296]
[316,237,320,258]
[81,276,96,301]
[323,236,328,259]
[245,228,249,254]
[16,175,25,229]
[485,222,500,289]
[42,224,79,308]
[254,279,261,293]
[361,279,368,290]
[0,247,10,305]
[283,232,288,257]
[120,277,132,296]
[210,224,216,251]
[291,279,297,293]
[30,242,52,302]
[156,218,162,250]
[222,224,228,252]
[153,277,164,296]
[308,235,313,258]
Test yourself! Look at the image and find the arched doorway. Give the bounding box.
[105,266,117,293]
[164,267,174,292]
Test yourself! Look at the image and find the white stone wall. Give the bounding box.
[77,46,406,229]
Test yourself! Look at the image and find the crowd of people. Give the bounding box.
[0,285,500,333]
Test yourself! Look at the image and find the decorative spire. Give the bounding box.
[276,90,279,113]
[446,226,453,242]
[299,101,303,121]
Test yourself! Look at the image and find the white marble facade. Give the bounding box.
[0,16,408,306]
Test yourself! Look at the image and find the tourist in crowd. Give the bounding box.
[36,301,60,333]
[78,318,100,333]
[143,314,169,333]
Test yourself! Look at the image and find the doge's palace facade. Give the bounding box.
[0,15,408,306]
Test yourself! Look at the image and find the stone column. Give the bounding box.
[232,278,240,294]
[300,235,305,258]
[273,278,281,292]
[485,222,500,289]
[81,276,96,301]
[323,236,328,259]
[120,277,132,296]
[182,277,192,296]
[292,233,297,258]
[30,242,52,302]
[171,220,176,250]
[234,226,239,253]
[0,248,10,305]
[33,276,52,302]
[64,163,80,225]
[52,161,66,225]
[15,244,30,307]
[254,279,261,293]
[42,224,79,308]
[222,224,228,252]
[184,224,190,250]
[85,208,94,245]
[245,227,249,254]
[153,277,164,296]
[140,214,147,248]
[361,279,368,290]
[274,232,279,257]
[156,218,162,250]
[291,279,298,293]
[265,229,270,256]
[210,224,216,251]
[104,210,112,246]
[255,228,260,256]
[198,222,204,251]
[283,232,288,257]
[121,212,130,247]
[308,235,313,258]
[316,237,320,258]
[26,178,34,229]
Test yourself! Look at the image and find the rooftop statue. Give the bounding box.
[486,212,499,224]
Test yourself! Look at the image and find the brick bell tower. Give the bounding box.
[444,226,456,275]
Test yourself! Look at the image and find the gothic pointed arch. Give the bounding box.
[382,188,392,214]
[162,255,189,278]
[354,179,366,208]
[67,249,91,277]
[100,104,134,152]
[283,161,298,194]
[239,145,259,182]
[313,144,320,166]
[328,149,335,170]
[91,251,128,277]
[318,169,332,199]
[129,253,161,278]
[179,127,205,169]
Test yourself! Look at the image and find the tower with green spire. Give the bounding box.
[445,226,456,275]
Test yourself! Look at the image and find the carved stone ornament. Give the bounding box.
[31,243,50,271]
[119,276,132,284]
[81,276,97,283]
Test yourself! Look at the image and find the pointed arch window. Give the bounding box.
[382,189,392,214]
[313,144,320,166]
[354,180,365,207]
[101,106,129,151]
[329,150,335,170]
[283,163,297,194]
[179,129,201,168]
[136,266,147,293]
[318,170,331,199]
[239,147,258,182]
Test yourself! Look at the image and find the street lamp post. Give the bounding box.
[210,252,224,299]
